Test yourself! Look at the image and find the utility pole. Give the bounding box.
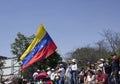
[11,59,14,75]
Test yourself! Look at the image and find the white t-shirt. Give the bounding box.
[86,75,95,83]
[50,72,55,81]
[47,70,51,77]
[71,64,78,71]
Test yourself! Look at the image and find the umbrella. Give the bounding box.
[36,72,48,80]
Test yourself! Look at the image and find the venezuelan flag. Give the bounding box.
[20,24,46,60]
[21,24,57,70]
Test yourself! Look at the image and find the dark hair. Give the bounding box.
[98,69,102,73]
[90,70,95,75]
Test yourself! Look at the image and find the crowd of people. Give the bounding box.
[33,54,120,84]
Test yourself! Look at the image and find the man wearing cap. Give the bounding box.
[71,59,78,84]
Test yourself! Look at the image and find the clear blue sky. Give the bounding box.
[0,0,120,57]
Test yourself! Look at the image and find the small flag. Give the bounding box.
[21,24,57,70]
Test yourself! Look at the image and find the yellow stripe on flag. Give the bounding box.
[20,24,46,60]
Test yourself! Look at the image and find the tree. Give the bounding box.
[11,32,61,80]
[102,29,120,53]
[67,46,111,69]
[95,40,110,57]
[11,32,35,61]
[0,61,4,69]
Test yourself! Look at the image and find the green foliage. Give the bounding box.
[69,47,111,68]
[0,61,4,68]
[11,32,35,61]
[118,48,120,57]
[36,52,61,69]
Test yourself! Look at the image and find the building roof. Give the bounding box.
[0,56,7,60]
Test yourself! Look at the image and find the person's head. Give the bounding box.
[71,59,76,64]
[47,67,50,71]
[111,53,117,57]
[55,67,59,71]
[97,69,102,76]
[67,60,72,65]
[105,59,109,63]
[88,70,94,76]
[37,69,40,73]
[51,69,55,72]
[100,58,105,63]
[59,57,62,62]
[111,53,119,61]
[59,64,63,68]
